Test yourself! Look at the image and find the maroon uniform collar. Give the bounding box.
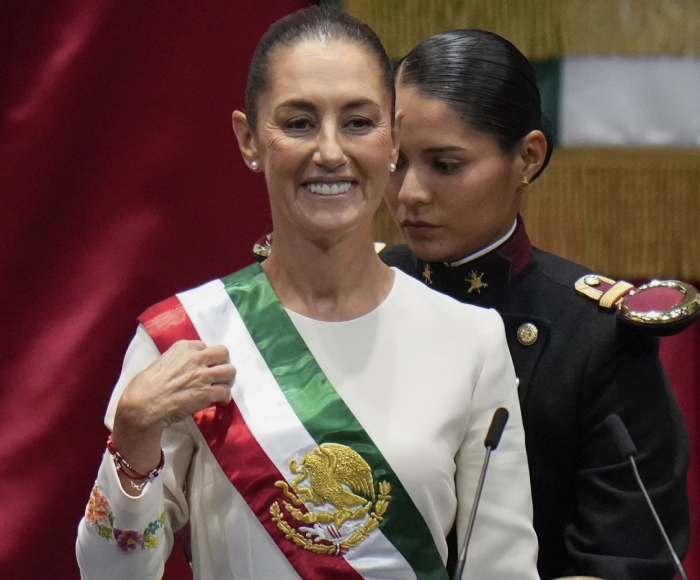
[417,215,533,304]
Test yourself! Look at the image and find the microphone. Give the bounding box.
[604,414,688,580]
[453,407,509,580]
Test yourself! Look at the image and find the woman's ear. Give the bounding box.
[232,111,261,172]
[518,130,547,183]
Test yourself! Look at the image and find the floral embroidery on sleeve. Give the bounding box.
[85,485,166,553]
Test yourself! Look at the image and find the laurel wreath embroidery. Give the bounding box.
[269,443,391,555]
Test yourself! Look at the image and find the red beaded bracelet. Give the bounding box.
[106,435,164,484]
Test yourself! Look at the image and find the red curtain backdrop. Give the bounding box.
[0,1,308,578]
[1,3,698,580]
[661,324,700,580]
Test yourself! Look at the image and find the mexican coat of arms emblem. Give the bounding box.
[270,443,392,555]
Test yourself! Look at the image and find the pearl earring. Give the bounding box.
[250,160,259,171]
[389,162,397,173]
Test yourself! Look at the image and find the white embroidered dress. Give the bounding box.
[76,269,539,579]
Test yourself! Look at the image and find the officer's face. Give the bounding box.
[386,85,524,262]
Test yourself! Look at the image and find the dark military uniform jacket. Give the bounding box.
[381,218,690,580]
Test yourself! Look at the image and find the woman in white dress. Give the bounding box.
[76,7,539,579]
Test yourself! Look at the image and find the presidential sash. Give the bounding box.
[139,263,448,580]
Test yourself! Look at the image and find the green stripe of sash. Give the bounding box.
[223,263,448,580]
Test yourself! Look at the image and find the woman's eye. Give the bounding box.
[345,118,374,132]
[433,160,463,175]
[286,118,313,132]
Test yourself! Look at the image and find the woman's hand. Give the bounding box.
[111,340,235,484]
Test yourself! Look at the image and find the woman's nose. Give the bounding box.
[313,122,347,170]
[398,167,430,206]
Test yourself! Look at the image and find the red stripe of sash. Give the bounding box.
[139,296,200,348]
[139,295,363,579]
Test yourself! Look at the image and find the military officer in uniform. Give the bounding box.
[380,29,696,580]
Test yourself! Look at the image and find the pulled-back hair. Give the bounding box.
[245,5,395,130]
[397,29,553,180]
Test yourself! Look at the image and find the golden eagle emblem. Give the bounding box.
[467,270,488,294]
[271,443,391,555]
[422,264,434,285]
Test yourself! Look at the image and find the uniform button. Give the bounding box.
[585,275,601,286]
[517,323,539,346]
[515,377,520,388]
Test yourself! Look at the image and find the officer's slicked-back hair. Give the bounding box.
[245,5,395,130]
[397,29,553,180]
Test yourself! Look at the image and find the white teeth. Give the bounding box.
[306,182,352,195]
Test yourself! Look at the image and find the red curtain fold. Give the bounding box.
[661,323,700,580]
[0,2,308,578]
[1,3,698,579]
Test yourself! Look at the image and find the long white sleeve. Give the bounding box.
[76,326,193,580]
[454,310,539,579]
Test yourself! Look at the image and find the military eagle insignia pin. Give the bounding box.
[422,264,434,285]
[270,443,391,555]
[467,270,488,294]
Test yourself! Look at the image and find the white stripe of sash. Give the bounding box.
[176,279,418,580]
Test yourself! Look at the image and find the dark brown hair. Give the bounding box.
[397,29,553,180]
[245,5,395,130]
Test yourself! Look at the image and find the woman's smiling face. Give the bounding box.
[385,84,524,263]
[237,38,398,242]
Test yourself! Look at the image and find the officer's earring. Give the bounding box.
[521,176,529,186]
[389,162,397,173]
[250,160,259,171]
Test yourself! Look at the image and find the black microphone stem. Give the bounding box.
[629,455,688,580]
[605,413,688,580]
[452,407,509,580]
[452,447,492,580]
